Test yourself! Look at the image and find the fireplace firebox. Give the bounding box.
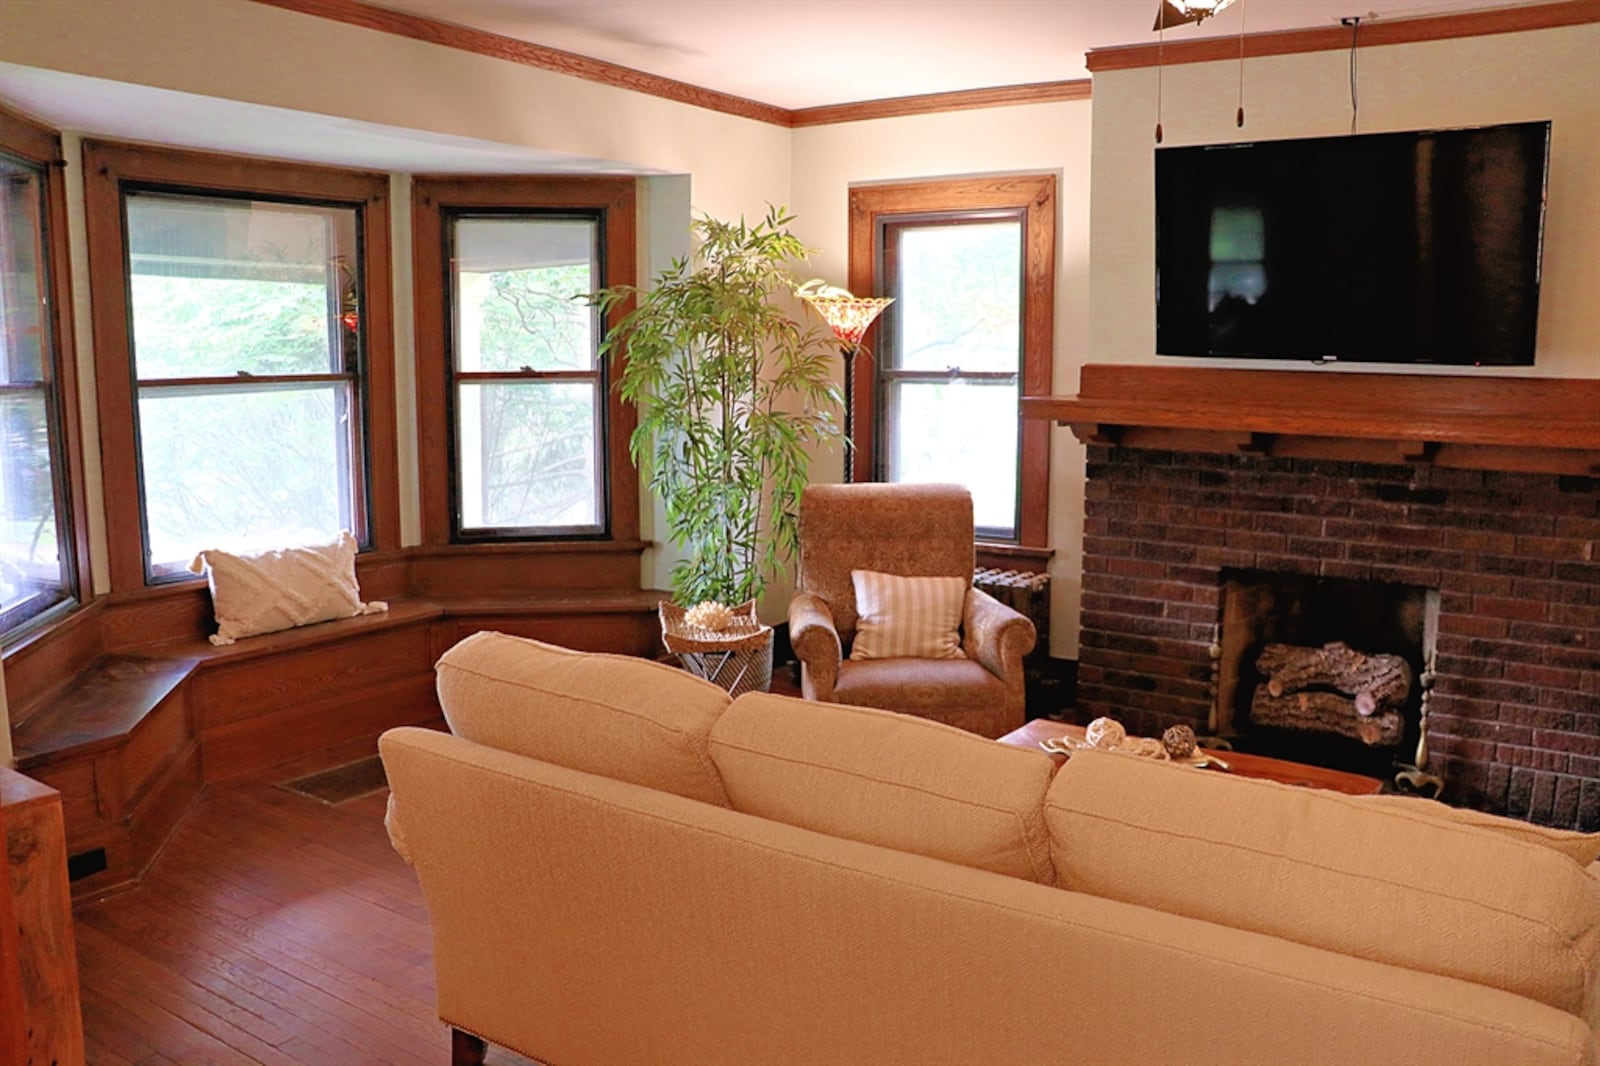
[1214,569,1438,779]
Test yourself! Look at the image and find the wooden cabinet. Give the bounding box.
[2,765,84,1065]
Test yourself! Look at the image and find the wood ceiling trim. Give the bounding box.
[791,80,1092,128]
[1085,0,1599,73]
[247,0,792,126]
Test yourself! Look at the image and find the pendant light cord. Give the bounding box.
[1343,15,1361,134]
[1156,22,1166,143]
[1236,0,1247,127]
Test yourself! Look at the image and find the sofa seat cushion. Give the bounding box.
[709,693,1057,883]
[1044,750,1600,1023]
[435,632,731,807]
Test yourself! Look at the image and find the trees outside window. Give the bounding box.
[881,215,1024,538]
[449,214,604,536]
[411,176,637,547]
[83,142,397,591]
[0,111,82,642]
[124,191,366,575]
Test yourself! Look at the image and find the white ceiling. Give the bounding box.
[358,0,1537,110]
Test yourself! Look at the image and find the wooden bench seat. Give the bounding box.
[6,587,669,898]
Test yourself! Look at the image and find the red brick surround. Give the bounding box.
[1078,445,1600,828]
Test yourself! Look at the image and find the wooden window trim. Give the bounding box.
[0,106,90,633]
[410,175,639,547]
[847,174,1055,548]
[81,140,399,592]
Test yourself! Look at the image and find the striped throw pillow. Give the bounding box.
[849,570,967,661]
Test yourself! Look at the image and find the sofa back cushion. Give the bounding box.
[435,632,731,807]
[1355,792,1600,865]
[1044,750,1600,1021]
[710,693,1056,883]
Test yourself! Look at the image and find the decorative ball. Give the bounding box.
[684,601,735,631]
[1162,724,1198,759]
[1084,717,1127,750]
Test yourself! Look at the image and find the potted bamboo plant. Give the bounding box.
[591,205,840,693]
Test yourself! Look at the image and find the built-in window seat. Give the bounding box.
[4,545,664,899]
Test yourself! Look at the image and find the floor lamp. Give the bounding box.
[800,287,892,483]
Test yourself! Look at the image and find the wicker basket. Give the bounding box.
[659,600,774,697]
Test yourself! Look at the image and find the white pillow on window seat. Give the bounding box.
[188,531,387,646]
[848,570,967,661]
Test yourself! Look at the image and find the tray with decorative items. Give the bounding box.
[1039,717,1232,772]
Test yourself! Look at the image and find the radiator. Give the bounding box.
[973,567,1050,656]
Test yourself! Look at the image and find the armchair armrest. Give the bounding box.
[787,591,842,702]
[963,587,1037,687]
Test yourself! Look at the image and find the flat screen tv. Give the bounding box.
[1155,121,1550,366]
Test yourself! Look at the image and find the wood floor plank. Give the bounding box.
[74,769,539,1066]
[77,899,408,1065]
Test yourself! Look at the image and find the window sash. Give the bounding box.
[877,212,1026,540]
[446,210,609,540]
[122,189,370,580]
[0,149,74,641]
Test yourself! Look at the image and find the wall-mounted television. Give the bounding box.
[1155,121,1550,366]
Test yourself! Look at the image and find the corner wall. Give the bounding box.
[790,101,1094,656]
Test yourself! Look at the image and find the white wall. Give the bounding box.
[1090,22,1600,377]
[790,101,1095,656]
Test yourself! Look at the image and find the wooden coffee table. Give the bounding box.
[1000,719,1384,795]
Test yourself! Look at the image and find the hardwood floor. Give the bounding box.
[72,739,536,1065]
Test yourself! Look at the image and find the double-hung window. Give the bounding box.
[83,142,396,590]
[447,213,605,537]
[123,191,367,577]
[849,176,1056,547]
[411,176,637,547]
[880,213,1026,539]
[0,140,76,637]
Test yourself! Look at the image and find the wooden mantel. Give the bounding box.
[1022,365,1600,476]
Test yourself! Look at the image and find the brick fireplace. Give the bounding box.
[1027,366,1600,829]
[1077,445,1599,825]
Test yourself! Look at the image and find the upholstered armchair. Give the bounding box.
[786,483,1037,738]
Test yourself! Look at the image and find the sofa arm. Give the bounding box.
[788,592,842,701]
[385,792,414,865]
[963,587,1037,685]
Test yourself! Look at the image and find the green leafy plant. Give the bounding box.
[591,206,839,606]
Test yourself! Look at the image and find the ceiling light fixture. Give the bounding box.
[1154,0,1239,30]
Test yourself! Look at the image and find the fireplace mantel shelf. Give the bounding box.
[1023,365,1600,476]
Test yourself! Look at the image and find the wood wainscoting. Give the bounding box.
[2,542,666,902]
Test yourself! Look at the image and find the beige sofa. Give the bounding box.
[382,633,1600,1066]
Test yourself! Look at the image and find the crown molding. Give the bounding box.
[246,0,792,125]
[1085,0,1598,73]
[791,80,1091,128]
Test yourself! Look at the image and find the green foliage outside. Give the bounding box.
[591,206,840,606]
[462,263,600,528]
